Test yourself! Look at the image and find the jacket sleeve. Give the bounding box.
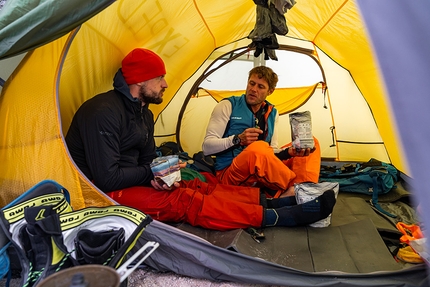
[202,100,236,155]
[270,111,281,151]
[78,104,154,192]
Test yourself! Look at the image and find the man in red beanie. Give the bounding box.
[66,48,335,231]
[66,48,169,191]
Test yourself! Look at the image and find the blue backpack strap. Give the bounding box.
[369,169,397,218]
[0,242,11,286]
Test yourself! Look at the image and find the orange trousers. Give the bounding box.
[107,178,263,231]
[217,138,321,197]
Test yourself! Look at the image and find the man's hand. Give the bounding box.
[150,162,184,191]
[151,179,181,190]
[289,146,315,157]
[276,146,316,160]
[178,160,187,169]
[238,128,263,146]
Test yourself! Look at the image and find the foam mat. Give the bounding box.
[177,193,412,273]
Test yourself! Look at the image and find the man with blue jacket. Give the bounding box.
[202,66,321,198]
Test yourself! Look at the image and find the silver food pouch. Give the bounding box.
[289,111,314,150]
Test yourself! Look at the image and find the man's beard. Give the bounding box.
[139,85,163,105]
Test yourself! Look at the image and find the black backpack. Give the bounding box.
[156,142,215,174]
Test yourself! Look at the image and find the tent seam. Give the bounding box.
[193,0,216,47]
[313,0,349,42]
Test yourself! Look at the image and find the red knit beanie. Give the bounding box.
[121,48,166,85]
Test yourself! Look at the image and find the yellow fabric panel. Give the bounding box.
[286,0,406,172]
[268,84,321,115]
[198,83,321,114]
[197,1,255,46]
[0,35,113,209]
[59,27,125,135]
[72,0,256,121]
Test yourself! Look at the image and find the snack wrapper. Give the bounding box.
[150,155,181,187]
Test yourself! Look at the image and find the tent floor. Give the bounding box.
[175,180,419,273]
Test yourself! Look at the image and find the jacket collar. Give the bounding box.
[113,68,140,103]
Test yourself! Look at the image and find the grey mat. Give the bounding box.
[308,218,400,273]
[178,218,401,273]
[176,192,416,273]
[331,194,399,232]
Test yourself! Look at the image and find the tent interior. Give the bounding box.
[0,0,429,286]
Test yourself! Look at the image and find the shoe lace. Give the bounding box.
[22,250,74,287]
[55,250,73,272]
[102,250,117,266]
[22,262,42,287]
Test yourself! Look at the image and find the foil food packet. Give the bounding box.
[289,111,315,150]
[150,155,181,187]
[295,182,339,228]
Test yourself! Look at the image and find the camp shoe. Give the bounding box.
[0,180,73,287]
[59,206,153,270]
[74,228,125,265]
[18,205,74,287]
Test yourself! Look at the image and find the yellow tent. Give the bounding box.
[0,0,406,209]
[2,1,430,286]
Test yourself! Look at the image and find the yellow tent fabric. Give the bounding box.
[197,83,321,115]
[0,0,406,209]
[176,40,391,164]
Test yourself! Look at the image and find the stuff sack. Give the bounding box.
[156,141,180,156]
[319,159,399,195]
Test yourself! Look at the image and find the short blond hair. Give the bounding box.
[248,66,278,91]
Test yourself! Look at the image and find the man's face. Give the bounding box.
[245,74,273,111]
[139,75,168,105]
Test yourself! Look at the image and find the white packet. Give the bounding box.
[294,182,339,227]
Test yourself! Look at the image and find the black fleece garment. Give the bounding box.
[65,69,157,192]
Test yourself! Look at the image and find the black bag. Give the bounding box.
[157,141,180,156]
[191,151,215,174]
[156,142,215,174]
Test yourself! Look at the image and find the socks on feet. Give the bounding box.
[264,190,336,227]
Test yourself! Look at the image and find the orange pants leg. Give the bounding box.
[217,141,297,192]
[107,178,263,231]
[281,136,321,186]
[217,138,321,194]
